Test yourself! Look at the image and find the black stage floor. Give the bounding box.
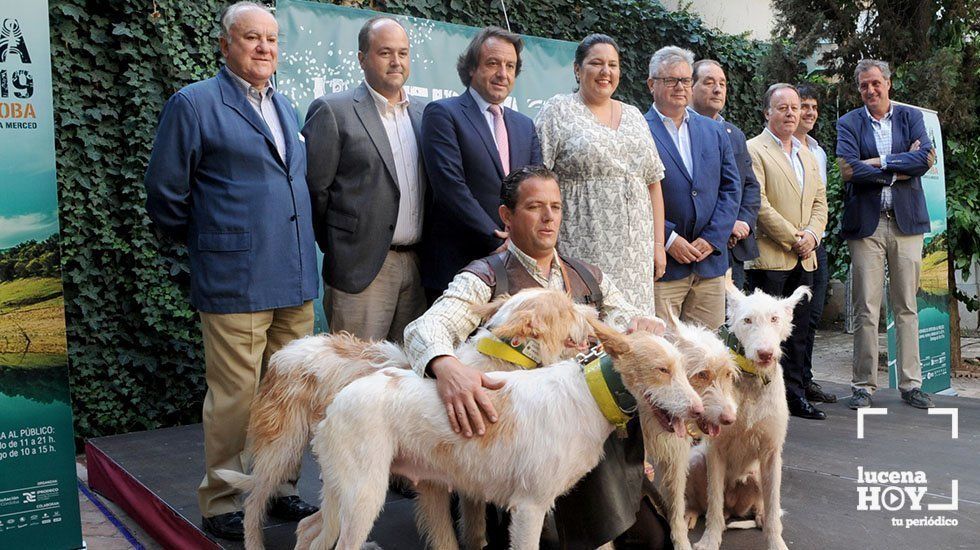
[87,382,980,549]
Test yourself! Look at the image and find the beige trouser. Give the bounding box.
[198,301,314,517]
[654,274,726,331]
[848,212,924,392]
[325,249,426,342]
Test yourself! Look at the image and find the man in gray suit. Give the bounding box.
[303,16,427,341]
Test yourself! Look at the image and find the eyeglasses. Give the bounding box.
[652,77,694,88]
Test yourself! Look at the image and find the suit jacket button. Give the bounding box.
[290,215,298,221]
[692,190,698,197]
[389,224,395,231]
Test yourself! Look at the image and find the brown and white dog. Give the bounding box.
[290,319,701,550]
[643,317,739,550]
[689,284,810,550]
[231,287,597,549]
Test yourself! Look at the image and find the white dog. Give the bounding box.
[233,288,597,549]
[690,284,810,550]
[298,319,702,550]
[644,317,739,550]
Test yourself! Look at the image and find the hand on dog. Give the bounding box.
[668,235,701,264]
[430,356,504,438]
[628,316,666,335]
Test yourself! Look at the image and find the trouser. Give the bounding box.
[746,265,813,400]
[848,213,924,392]
[198,301,314,516]
[654,274,726,331]
[802,243,829,387]
[325,249,426,342]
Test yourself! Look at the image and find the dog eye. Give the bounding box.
[770,316,778,323]
[657,366,671,374]
[743,318,752,324]
[696,371,710,381]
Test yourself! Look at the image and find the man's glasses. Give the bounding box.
[652,77,694,88]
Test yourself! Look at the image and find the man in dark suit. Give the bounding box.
[303,16,426,341]
[143,2,318,540]
[644,47,740,331]
[419,26,543,298]
[837,59,936,410]
[688,59,760,291]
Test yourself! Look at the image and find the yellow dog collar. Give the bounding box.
[578,345,636,435]
[477,337,540,369]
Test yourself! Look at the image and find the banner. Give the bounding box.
[275,0,578,329]
[0,1,83,547]
[886,104,951,393]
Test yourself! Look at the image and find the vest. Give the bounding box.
[461,250,604,310]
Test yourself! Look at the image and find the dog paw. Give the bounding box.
[693,538,720,550]
[361,542,384,550]
[765,538,788,550]
[685,510,698,530]
[671,538,693,550]
[755,513,765,528]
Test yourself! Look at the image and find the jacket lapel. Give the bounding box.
[272,92,295,168]
[460,90,505,177]
[352,82,399,187]
[644,107,692,183]
[762,138,802,198]
[218,68,284,169]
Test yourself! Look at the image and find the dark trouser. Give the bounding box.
[802,243,828,387]
[746,263,814,400]
[731,259,746,291]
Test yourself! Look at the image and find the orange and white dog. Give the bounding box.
[230,287,598,549]
[294,319,702,550]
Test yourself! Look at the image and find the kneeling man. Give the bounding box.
[404,165,667,549]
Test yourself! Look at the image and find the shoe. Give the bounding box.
[805,381,838,403]
[901,388,934,409]
[788,397,826,420]
[202,511,244,541]
[268,495,319,521]
[847,389,873,409]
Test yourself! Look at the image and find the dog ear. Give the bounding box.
[780,286,813,315]
[471,294,511,325]
[491,309,542,340]
[587,317,631,358]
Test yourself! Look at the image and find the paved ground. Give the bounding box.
[76,330,980,548]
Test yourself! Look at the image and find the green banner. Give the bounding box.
[886,104,951,393]
[275,0,578,329]
[0,1,82,548]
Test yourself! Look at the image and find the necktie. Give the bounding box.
[488,104,510,175]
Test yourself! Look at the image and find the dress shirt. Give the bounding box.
[865,105,896,211]
[764,128,819,245]
[802,134,829,238]
[366,84,423,245]
[470,87,503,141]
[654,104,692,250]
[228,70,285,161]
[403,242,644,375]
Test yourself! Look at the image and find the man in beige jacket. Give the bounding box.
[746,83,828,420]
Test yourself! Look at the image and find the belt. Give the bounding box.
[390,243,418,253]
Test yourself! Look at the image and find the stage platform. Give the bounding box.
[85,382,979,549]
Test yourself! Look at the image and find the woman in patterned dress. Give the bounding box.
[535,34,666,315]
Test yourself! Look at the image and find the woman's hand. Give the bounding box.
[654,242,667,280]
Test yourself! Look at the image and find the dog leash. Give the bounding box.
[577,343,636,437]
[718,327,770,385]
[476,336,541,369]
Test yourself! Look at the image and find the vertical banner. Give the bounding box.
[0,1,83,548]
[275,0,577,330]
[886,104,951,393]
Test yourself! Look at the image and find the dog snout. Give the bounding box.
[689,400,705,418]
[757,349,774,362]
[720,411,736,425]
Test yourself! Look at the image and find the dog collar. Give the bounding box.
[577,344,636,435]
[476,336,541,369]
[718,327,770,385]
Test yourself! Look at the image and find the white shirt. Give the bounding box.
[228,70,286,162]
[764,127,805,190]
[653,104,693,250]
[469,87,502,140]
[865,105,896,210]
[803,134,828,185]
[366,84,423,245]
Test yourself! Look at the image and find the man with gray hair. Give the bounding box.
[836,59,936,410]
[643,46,740,330]
[746,83,828,420]
[144,1,319,539]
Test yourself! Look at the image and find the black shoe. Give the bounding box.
[901,388,934,409]
[268,495,319,522]
[202,511,244,541]
[805,381,838,403]
[847,389,873,410]
[788,397,826,420]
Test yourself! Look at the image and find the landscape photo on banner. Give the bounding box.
[886,103,951,394]
[0,0,83,548]
[275,0,579,330]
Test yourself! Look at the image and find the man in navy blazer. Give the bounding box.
[837,59,936,411]
[644,47,740,330]
[689,59,760,291]
[419,26,542,298]
[143,2,318,540]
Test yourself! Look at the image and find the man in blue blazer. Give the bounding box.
[689,59,761,291]
[419,26,542,298]
[837,59,936,411]
[644,47,740,330]
[143,3,318,540]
